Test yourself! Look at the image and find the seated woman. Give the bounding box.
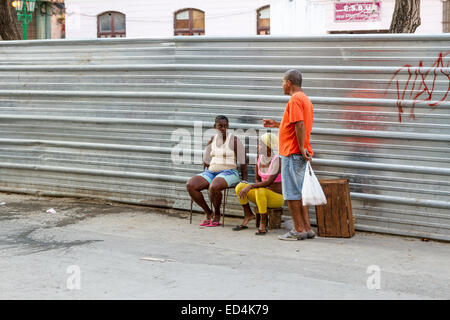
[186,115,247,227]
[234,133,283,235]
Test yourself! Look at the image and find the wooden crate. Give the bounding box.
[268,208,283,229]
[315,179,355,238]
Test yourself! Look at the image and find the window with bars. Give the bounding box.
[257,5,270,35]
[97,11,126,38]
[444,0,450,33]
[174,8,205,36]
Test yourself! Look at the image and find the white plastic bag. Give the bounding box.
[302,162,327,206]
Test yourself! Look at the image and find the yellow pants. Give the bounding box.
[235,182,284,214]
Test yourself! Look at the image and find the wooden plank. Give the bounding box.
[323,183,331,236]
[324,182,334,236]
[345,181,356,237]
[315,183,327,236]
[320,183,332,236]
[338,180,350,237]
[330,183,340,236]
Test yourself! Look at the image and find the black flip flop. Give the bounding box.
[232,225,248,231]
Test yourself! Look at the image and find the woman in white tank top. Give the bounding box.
[186,116,248,227]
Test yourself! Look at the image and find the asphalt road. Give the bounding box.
[0,192,449,300]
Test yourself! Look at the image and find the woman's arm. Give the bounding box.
[238,158,280,199]
[234,136,248,181]
[249,173,278,189]
[238,171,278,199]
[203,137,214,169]
[255,164,261,183]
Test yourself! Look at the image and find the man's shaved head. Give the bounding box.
[283,69,303,87]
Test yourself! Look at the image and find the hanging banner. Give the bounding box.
[335,2,381,22]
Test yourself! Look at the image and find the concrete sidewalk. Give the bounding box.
[0,192,448,300]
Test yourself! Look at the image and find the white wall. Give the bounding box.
[270,0,326,35]
[65,0,272,39]
[415,0,444,34]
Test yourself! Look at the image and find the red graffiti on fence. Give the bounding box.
[387,51,450,122]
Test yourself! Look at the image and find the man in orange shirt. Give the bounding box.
[263,69,315,240]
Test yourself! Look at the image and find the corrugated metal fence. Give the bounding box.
[0,34,449,240]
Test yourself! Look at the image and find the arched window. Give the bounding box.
[257,5,270,35]
[97,11,126,38]
[174,8,205,36]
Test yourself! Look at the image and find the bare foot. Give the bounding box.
[204,210,213,221]
[258,215,267,232]
[241,214,255,227]
[211,212,222,223]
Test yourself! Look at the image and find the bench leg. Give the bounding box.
[222,188,228,227]
[189,199,193,224]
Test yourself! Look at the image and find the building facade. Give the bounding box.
[64,0,448,39]
[65,0,272,39]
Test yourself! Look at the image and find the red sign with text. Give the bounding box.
[335,2,381,22]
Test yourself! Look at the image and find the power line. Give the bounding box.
[65,7,266,23]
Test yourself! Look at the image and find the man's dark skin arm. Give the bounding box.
[294,121,312,162]
[263,119,280,128]
[263,118,311,161]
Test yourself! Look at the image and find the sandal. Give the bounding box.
[205,221,221,227]
[199,220,211,226]
[255,228,268,235]
[232,225,249,231]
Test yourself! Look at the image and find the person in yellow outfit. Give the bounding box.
[233,133,284,235]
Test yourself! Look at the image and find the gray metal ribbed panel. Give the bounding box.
[0,34,449,241]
